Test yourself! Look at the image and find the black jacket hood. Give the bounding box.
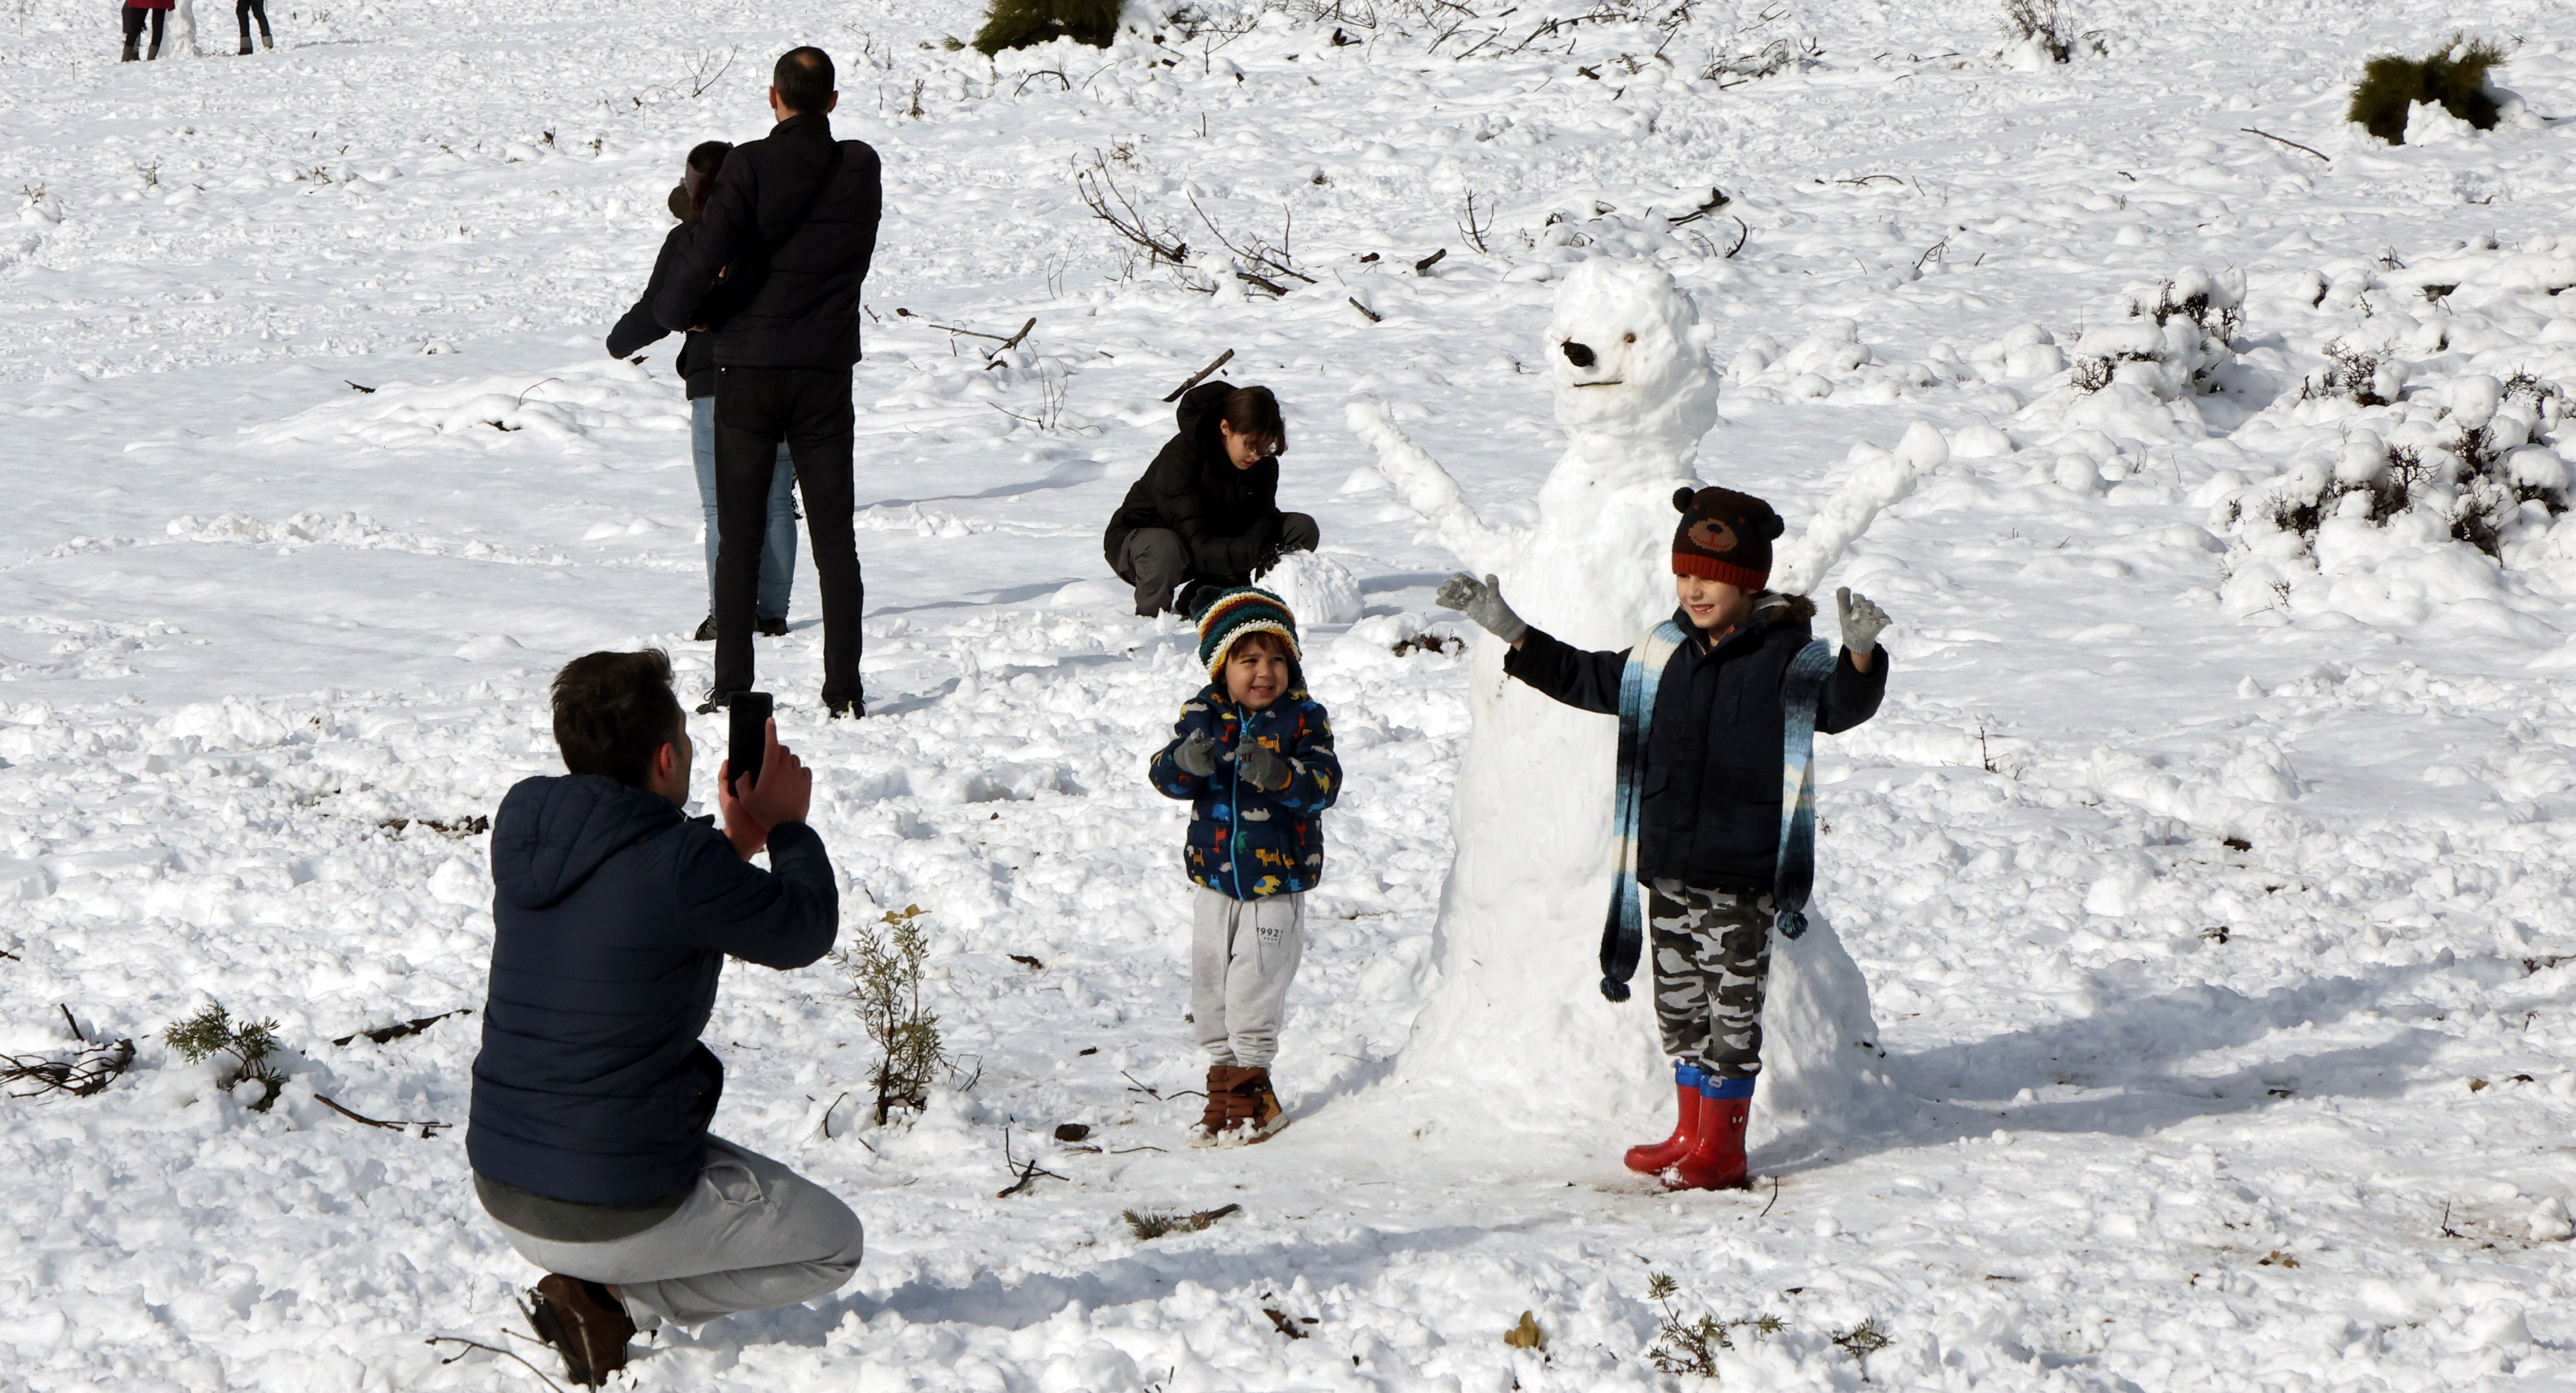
[492,774,684,911]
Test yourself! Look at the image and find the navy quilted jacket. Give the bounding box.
[1148,684,1340,898]
[467,774,837,1206]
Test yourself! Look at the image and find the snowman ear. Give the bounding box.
[1761,514,1786,539]
[1672,486,1697,512]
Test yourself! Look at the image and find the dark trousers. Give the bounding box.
[122,5,166,56]
[713,368,861,705]
[1111,513,1319,617]
[238,0,270,39]
[1646,880,1775,1080]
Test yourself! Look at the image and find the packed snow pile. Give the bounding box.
[2018,264,2251,444]
[248,359,685,451]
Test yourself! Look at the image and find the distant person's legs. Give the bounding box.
[713,368,860,710]
[1112,528,1188,617]
[120,5,145,60]
[758,453,799,632]
[236,0,271,51]
[493,1137,865,1330]
[695,397,797,639]
[780,375,862,713]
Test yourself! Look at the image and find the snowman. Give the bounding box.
[1347,256,1898,1171]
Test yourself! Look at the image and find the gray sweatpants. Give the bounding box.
[1191,886,1306,1068]
[489,1135,864,1330]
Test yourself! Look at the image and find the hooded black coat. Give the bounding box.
[652,112,883,370]
[1102,380,1284,579]
[1504,593,1888,891]
[466,775,837,1207]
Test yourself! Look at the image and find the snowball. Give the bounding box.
[2444,375,2502,431]
[1950,421,2014,458]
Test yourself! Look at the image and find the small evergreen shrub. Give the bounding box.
[973,0,1122,56]
[166,1004,287,1111]
[835,906,948,1125]
[2347,35,2506,144]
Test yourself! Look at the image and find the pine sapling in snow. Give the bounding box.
[165,1004,287,1111]
[836,906,948,1125]
[1644,1272,1781,1377]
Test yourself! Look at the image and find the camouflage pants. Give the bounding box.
[1647,880,1775,1081]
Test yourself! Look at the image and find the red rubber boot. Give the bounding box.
[1667,1085,1753,1191]
[1622,1063,1705,1174]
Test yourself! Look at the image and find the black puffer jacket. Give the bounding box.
[653,112,882,370]
[1102,380,1283,579]
[467,775,837,1207]
[607,219,720,398]
[1505,593,1888,890]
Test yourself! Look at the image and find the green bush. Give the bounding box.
[973,0,1122,56]
[2347,34,2506,144]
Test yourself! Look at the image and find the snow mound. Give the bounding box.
[1750,912,1910,1151]
[249,359,683,451]
[1257,550,1363,628]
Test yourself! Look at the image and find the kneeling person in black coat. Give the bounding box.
[467,649,853,1386]
[1105,382,1319,617]
[1439,486,1891,1193]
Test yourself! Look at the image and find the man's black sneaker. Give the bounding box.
[524,1274,634,1387]
[756,615,789,637]
[695,690,736,715]
[825,694,865,720]
[691,615,717,641]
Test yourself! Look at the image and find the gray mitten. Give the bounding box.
[1436,572,1530,645]
[1235,742,1292,793]
[1836,586,1890,655]
[1173,729,1218,777]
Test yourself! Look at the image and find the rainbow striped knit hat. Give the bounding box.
[1195,587,1301,679]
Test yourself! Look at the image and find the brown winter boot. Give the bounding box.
[1232,1067,1287,1144]
[525,1274,635,1386]
[1191,1064,1247,1148]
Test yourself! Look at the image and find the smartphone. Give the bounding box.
[726,692,772,798]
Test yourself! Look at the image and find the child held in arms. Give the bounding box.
[1148,590,1342,1146]
[1438,487,1891,1190]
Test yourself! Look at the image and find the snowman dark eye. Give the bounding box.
[1623,333,1636,343]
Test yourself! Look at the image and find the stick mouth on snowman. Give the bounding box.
[1347,256,1917,1190]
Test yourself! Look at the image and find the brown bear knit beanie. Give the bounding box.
[1670,485,1784,589]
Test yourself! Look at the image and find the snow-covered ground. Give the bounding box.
[5,0,2576,1388]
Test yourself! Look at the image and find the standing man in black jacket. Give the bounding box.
[655,47,883,718]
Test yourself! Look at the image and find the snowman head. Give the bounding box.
[1547,257,1720,452]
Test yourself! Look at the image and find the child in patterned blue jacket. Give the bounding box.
[1149,588,1341,1146]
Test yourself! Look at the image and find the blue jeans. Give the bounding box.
[692,395,796,620]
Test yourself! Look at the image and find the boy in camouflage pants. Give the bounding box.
[1442,485,1890,1189]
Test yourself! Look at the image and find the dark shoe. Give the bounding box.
[525,1274,634,1387]
[824,693,865,720]
[261,32,273,50]
[1233,1067,1287,1144]
[238,36,253,54]
[146,35,160,59]
[756,614,788,637]
[695,689,737,715]
[1624,1063,1706,1175]
[122,37,140,60]
[691,615,718,642]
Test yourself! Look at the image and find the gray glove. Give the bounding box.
[1173,729,1217,777]
[1235,742,1292,793]
[1836,586,1890,655]
[1436,572,1529,645]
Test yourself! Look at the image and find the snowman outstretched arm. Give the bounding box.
[1345,401,1522,577]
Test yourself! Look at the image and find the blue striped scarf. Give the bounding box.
[1598,630,1836,1001]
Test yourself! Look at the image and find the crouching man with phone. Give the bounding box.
[467,651,856,1386]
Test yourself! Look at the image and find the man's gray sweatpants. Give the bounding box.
[490,1136,864,1330]
[1191,886,1306,1068]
